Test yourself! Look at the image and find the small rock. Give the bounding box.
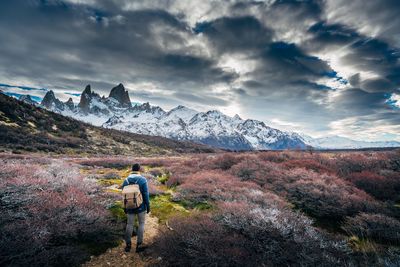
[107,262,111,265]
[122,254,127,259]
[90,255,94,259]
[157,257,162,261]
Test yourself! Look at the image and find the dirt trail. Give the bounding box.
[83,215,161,267]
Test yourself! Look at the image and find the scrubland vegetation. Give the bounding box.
[1,150,399,266]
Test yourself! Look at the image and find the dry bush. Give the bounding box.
[76,157,136,168]
[178,170,261,203]
[208,153,243,170]
[217,201,351,266]
[148,167,163,177]
[257,151,295,163]
[331,152,392,176]
[347,171,400,201]
[343,213,400,245]
[229,157,280,185]
[281,159,334,174]
[153,215,250,267]
[153,200,351,266]
[0,159,118,267]
[282,168,381,220]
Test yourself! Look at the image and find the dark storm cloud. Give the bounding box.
[343,39,399,73]
[305,19,400,94]
[332,88,389,116]
[194,16,273,53]
[0,0,400,140]
[259,42,335,80]
[0,0,233,94]
[307,22,360,48]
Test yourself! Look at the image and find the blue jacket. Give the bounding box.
[122,172,150,214]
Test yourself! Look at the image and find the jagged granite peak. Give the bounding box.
[20,94,36,105]
[83,84,91,95]
[41,90,64,110]
[65,97,75,110]
[109,83,131,107]
[131,102,166,116]
[78,85,93,113]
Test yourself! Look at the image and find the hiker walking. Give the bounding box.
[121,163,150,253]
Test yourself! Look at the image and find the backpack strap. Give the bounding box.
[125,176,139,185]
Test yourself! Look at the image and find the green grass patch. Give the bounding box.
[108,201,127,221]
[157,173,169,184]
[98,178,124,186]
[174,198,213,211]
[193,201,213,210]
[150,194,189,223]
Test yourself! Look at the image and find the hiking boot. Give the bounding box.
[135,243,147,253]
[125,243,131,252]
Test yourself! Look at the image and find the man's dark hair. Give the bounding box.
[132,163,141,172]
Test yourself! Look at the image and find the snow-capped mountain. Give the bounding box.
[12,83,400,150]
[31,83,306,150]
[299,134,400,149]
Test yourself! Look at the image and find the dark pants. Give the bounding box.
[125,211,146,246]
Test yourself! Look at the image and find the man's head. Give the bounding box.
[132,163,141,172]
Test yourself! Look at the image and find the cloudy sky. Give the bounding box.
[1,0,400,141]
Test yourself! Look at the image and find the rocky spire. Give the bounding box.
[83,84,91,95]
[41,90,64,110]
[78,84,92,113]
[65,97,75,110]
[109,83,131,107]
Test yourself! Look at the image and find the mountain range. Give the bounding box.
[0,92,215,155]
[13,83,400,150]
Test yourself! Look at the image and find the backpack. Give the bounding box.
[122,178,143,210]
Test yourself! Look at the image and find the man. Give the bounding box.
[121,163,150,253]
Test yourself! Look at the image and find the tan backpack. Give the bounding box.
[122,180,143,210]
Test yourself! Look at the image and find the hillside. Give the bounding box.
[0,93,216,155]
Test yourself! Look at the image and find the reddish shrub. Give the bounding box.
[153,200,351,266]
[281,159,334,174]
[178,170,260,203]
[148,167,163,177]
[343,213,400,245]
[76,157,137,169]
[153,215,250,266]
[331,152,392,176]
[0,159,119,267]
[208,153,243,170]
[283,169,381,220]
[257,151,294,163]
[217,201,351,266]
[347,171,400,201]
[229,158,280,185]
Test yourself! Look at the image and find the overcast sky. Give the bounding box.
[1,0,400,141]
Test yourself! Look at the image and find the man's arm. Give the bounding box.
[121,178,128,189]
[142,179,150,213]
